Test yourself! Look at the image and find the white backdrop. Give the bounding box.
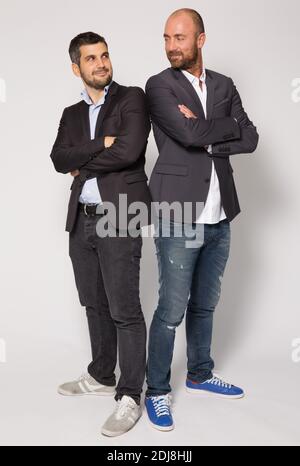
[0,0,299,446]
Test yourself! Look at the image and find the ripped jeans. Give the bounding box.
[146,219,231,397]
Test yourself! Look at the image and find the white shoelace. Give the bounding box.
[115,396,137,419]
[151,395,172,418]
[207,375,232,389]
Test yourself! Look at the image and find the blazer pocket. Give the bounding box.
[125,171,148,184]
[214,97,230,108]
[155,163,188,176]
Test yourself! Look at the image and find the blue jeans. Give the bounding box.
[146,219,231,397]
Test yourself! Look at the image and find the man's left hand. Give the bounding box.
[178,105,197,119]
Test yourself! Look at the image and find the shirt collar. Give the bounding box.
[81,81,112,107]
[181,68,206,85]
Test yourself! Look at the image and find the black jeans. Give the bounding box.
[69,210,146,404]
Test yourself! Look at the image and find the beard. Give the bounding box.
[80,68,113,90]
[167,43,199,70]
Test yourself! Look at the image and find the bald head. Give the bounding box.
[164,9,206,72]
[168,8,205,35]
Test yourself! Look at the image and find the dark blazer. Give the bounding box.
[146,68,259,222]
[50,82,152,232]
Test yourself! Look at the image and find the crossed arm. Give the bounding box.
[212,80,259,157]
[50,88,151,177]
[146,77,259,157]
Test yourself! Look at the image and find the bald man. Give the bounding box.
[145,9,259,431]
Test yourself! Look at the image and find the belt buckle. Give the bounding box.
[84,204,89,216]
[84,204,97,217]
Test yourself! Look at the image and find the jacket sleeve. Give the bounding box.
[80,88,151,174]
[212,80,259,158]
[50,108,105,174]
[145,76,241,148]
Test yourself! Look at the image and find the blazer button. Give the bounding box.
[205,178,210,183]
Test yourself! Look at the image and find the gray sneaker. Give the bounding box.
[101,396,142,437]
[58,373,116,397]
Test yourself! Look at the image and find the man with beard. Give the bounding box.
[50,32,151,437]
[145,9,259,431]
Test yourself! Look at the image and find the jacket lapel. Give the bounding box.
[205,69,216,120]
[170,68,205,119]
[80,101,90,140]
[95,81,119,136]
[79,81,120,140]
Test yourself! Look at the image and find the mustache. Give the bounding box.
[168,52,183,59]
[93,68,109,75]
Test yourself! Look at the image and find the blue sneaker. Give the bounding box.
[145,395,174,431]
[186,375,244,399]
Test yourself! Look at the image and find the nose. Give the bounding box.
[95,57,105,69]
[167,39,179,53]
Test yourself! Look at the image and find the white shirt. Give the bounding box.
[181,69,227,224]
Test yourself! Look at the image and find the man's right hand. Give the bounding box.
[104,136,117,148]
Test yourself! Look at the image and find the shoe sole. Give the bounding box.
[186,387,245,399]
[147,417,175,432]
[101,415,142,437]
[101,428,132,437]
[58,389,116,397]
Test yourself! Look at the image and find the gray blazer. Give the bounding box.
[146,67,259,222]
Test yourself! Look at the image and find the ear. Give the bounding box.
[72,63,81,78]
[197,33,206,50]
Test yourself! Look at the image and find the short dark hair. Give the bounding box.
[69,32,108,66]
[171,8,205,34]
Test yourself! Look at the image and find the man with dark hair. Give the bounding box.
[69,32,108,66]
[145,10,259,431]
[50,32,152,437]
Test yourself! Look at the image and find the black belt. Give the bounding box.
[79,203,106,216]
